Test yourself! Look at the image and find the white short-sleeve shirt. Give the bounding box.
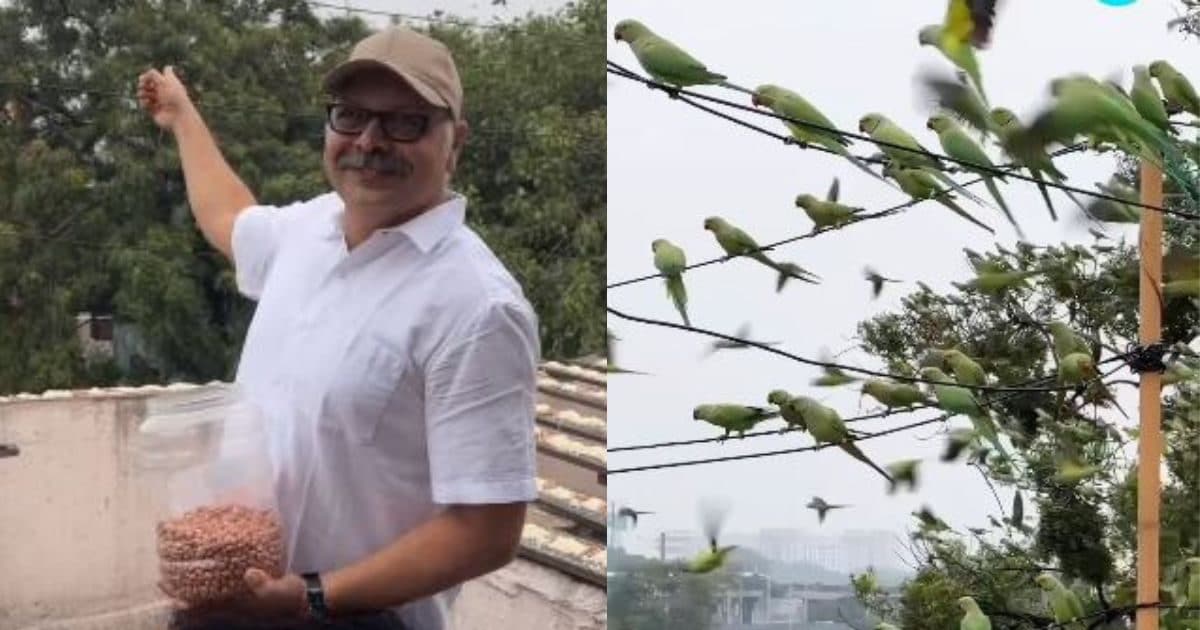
[230,191,540,630]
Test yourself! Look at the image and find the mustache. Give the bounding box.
[337,151,411,176]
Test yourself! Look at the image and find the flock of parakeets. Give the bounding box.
[616,0,1200,330]
[614,0,1200,627]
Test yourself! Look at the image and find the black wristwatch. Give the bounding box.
[301,572,332,622]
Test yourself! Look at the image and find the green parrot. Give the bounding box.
[703,216,820,286]
[919,68,999,139]
[1019,76,1184,189]
[861,379,932,411]
[941,427,978,462]
[1046,322,1093,361]
[812,349,859,387]
[954,263,1042,296]
[875,624,901,630]
[990,107,1085,222]
[858,113,990,206]
[1054,458,1102,484]
[914,505,951,534]
[917,0,1001,105]
[1165,278,1200,299]
[767,389,808,433]
[1058,352,1097,385]
[920,367,1005,457]
[795,178,861,231]
[693,403,779,440]
[806,496,850,524]
[1148,59,1200,117]
[958,596,992,630]
[684,500,737,574]
[651,238,690,326]
[863,266,902,299]
[1131,64,1176,135]
[685,539,737,574]
[790,395,893,483]
[1034,573,1086,628]
[612,19,752,95]
[881,162,995,234]
[927,114,1020,236]
[752,85,897,188]
[1080,176,1141,225]
[940,348,987,387]
[886,458,921,494]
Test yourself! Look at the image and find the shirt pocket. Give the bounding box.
[318,338,407,445]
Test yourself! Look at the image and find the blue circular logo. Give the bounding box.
[1098,0,1136,5]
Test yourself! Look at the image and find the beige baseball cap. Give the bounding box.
[322,26,463,120]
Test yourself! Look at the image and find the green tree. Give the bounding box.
[0,0,603,395]
[851,152,1199,627]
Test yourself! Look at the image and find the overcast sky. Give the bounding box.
[606,0,1199,560]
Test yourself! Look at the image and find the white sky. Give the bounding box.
[606,0,1199,562]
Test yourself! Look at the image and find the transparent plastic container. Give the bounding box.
[133,383,285,606]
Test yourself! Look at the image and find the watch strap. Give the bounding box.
[301,572,332,622]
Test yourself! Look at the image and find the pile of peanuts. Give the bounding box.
[157,504,285,604]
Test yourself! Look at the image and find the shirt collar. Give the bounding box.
[324,192,466,253]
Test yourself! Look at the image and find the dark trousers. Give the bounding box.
[168,609,408,630]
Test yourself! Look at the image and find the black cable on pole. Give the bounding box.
[607,60,1200,220]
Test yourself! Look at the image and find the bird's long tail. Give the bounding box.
[1030,170,1060,221]
[983,176,1023,238]
[936,196,996,234]
[841,442,893,483]
[717,80,756,96]
[665,274,691,327]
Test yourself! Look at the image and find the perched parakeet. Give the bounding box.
[703,216,821,286]
[1148,59,1200,117]
[886,458,921,494]
[862,379,932,410]
[790,395,893,482]
[881,162,995,234]
[990,107,1084,222]
[806,496,850,524]
[752,85,896,187]
[767,389,808,433]
[617,506,654,527]
[795,178,861,230]
[863,266,901,299]
[917,0,1000,104]
[927,114,1020,236]
[651,239,690,326]
[1046,322,1092,361]
[693,404,779,440]
[1058,352,1097,385]
[940,348,987,386]
[954,263,1041,296]
[1054,458,1102,484]
[1131,65,1176,135]
[1034,573,1086,628]
[920,367,1005,456]
[958,596,992,630]
[859,113,988,204]
[613,19,752,94]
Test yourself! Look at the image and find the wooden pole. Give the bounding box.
[1135,160,1164,630]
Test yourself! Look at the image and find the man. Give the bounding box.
[137,25,540,630]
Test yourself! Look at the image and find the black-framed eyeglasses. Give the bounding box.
[325,102,448,143]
